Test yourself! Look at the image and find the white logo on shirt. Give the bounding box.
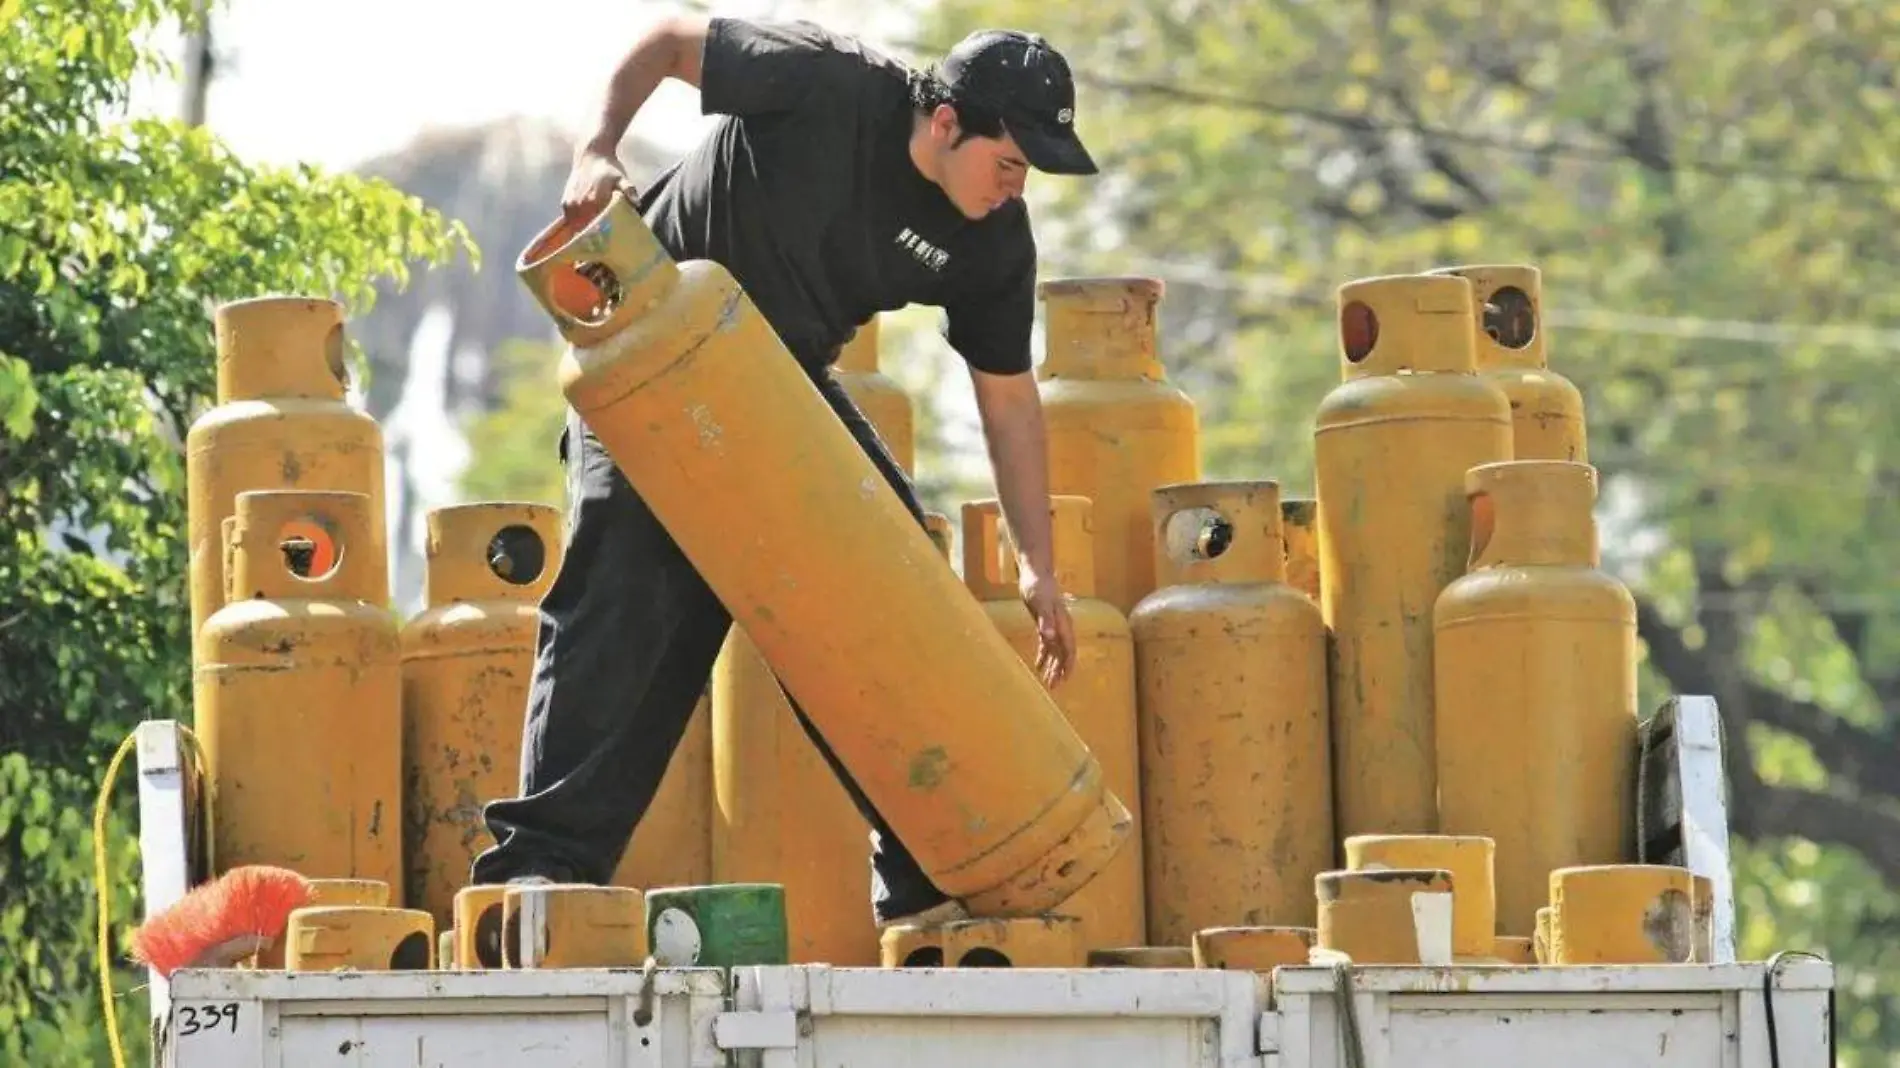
[895,227,950,272]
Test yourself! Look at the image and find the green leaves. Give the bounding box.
[0,353,37,440]
[0,0,476,1061]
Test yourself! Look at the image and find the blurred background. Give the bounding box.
[4,0,1897,1063]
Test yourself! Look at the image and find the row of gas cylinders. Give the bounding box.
[187,203,1642,975]
[205,854,1715,976]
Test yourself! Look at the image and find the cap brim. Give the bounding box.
[1012,121,1098,176]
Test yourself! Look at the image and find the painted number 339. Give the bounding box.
[177,1002,241,1037]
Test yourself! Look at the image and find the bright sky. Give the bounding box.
[132,0,911,170]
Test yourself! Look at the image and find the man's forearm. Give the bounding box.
[980,398,1058,578]
[581,16,707,156]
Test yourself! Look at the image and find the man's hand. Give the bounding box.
[563,147,634,225]
[1019,560,1077,688]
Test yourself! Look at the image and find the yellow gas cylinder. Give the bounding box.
[612,694,713,890]
[941,916,1083,968]
[832,314,914,473]
[1548,865,1694,964]
[1428,264,1586,462]
[518,193,1130,915]
[454,884,509,970]
[1088,946,1194,969]
[1192,927,1316,972]
[186,296,388,640]
[285,906,434,971]
[195,489,402,892]
[1534,906,1554,963]
[1433,460,1637,935]
[502,883,648,969]
[1279,497,1321,603]
[962,496,1144,952]
[1315,273,1513,841]
[1130,481,1332,946]
[879,924,943,968]
[710,623,876,965]
[1344,834,1496,961]
[1037,277,1201,615]
[306,879,390,907]
[1316,868,1455,964]
[258,877,392,968]
[401,503,562,933]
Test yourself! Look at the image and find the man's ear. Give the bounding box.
[932,102,961,140]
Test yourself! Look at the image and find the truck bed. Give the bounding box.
[157,957,1834,1067]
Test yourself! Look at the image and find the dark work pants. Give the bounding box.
[472,367,950,924]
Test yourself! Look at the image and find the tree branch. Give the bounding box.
[1748,784,1900,887]
[1636,593,1900,806]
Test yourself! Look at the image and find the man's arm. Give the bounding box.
[582,16,708,159]
[970,367,1077,687]
[563,15,708,220]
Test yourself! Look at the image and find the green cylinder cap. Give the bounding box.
[644,883,789,968]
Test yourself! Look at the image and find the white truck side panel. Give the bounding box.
[1271,961,1835,1068]
[161,961,1834,1068]
[731,965,1263,1068]
[159,969,728,1068]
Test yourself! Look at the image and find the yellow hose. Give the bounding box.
[95,723,208,1068]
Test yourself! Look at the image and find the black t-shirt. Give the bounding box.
[635,16,1037,376]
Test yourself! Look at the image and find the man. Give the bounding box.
[473,14,1097,929]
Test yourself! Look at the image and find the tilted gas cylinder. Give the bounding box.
[1428,263,1586,462]
[186,296,388,641]
[194,489,402,892]
[831,314,915,472]
[400,502,562,932]
[1130,481,1332,945]
[1037,277,1200,616]
[1434,460,1637,935]
[1315,273,1513,841]
[962,495,1144,952]
[515,193,1130,915]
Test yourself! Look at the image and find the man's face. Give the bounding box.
[930,105,1030,220]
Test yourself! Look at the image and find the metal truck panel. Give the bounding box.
[159,958,1832,1068]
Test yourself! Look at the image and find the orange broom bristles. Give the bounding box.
[131,865,313,977]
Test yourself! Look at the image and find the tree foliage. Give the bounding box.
[907,0,1897,1056]
[0,1,473,1060]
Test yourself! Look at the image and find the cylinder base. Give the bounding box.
[958,793,1134,917]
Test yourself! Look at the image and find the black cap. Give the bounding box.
[938,29,1097,176]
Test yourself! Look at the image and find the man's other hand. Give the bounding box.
[1019,565,1077,689]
